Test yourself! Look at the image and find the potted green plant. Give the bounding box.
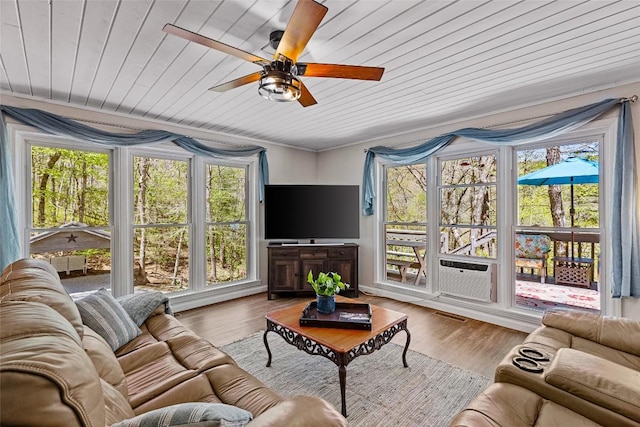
[307,270,349,314]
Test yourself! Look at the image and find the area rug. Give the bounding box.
[515,280,600,312]
[220,333,490,426]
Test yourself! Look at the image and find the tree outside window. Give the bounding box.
[29,145,111,297]
[133,156,189,293]
[384,164,427,285]
[206,164,248,285]
[439,154,498,258]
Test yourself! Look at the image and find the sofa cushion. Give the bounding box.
[545,348,640,423]
[0,300,105,427]
[75,287,141,351]
[0,258,85,338]
[101,379,136,426]
[112,402,253,427]
[542,308,640,356]
[525,324,640,372]
[449,382,601,427]
[118,341,199,409]
[167,332,236,371]
[206,364,281,417]
[115,324,159,357]
[82,326,129,398]
[248,396,349,427]
[132,375,222,416]
[571,336,640,372]
[145,312,195,341]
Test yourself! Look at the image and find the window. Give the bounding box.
[383,164,427,286]
[438,154,498,258]
[29,144,112,298]
[206,163,248,285]
[16,127,260,308]
[133,156,189,294]
[515,140,601,313]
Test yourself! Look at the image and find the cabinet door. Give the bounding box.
[328,259,354,287]
[271,259,300,291]
[301,259,326,292]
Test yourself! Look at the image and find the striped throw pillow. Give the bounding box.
[112,402,253,427]
[75,288,141,351]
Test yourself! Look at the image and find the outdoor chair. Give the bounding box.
[515,234,552,283]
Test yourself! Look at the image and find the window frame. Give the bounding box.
[203,160,251,287]
[381,162,428,287]
[12,124,261,307]
[436,148,500,260]
[131,149,192,294]
[510,130,607,314]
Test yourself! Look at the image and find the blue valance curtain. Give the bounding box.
[0,113,21,271]
[0,105,269,271]
[362,98,638,298]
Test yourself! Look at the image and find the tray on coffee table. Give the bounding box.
[299,301,372,330]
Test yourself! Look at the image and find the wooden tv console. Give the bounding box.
[267,244,359,300]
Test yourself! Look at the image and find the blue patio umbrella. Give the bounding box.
[518,157,599,258]
[517,157,599,186]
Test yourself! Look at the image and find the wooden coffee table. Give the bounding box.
[263,297,410,417]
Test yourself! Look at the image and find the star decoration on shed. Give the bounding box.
[67,233,78,243]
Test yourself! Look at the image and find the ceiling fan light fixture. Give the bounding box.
[258,70,301,102]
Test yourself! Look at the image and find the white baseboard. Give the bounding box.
[359,284,539,333]
[171,282,267,313]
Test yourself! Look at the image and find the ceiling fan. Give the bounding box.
[163,0,384,107]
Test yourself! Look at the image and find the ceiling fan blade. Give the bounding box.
[163,24,269,65]
[209,72,263,92]
[275,0,328,62]
[298,81,317,107]
[298,63,385,81]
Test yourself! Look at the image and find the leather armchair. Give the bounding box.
[451,308,640,427]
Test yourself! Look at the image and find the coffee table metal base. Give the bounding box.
[263,319,411,417]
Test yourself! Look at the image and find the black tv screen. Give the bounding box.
[264,185,360,241]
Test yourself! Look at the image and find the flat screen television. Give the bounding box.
[264,185,360,241]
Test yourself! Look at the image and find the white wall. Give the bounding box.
[317,81,640,322]
[255,143,318,285]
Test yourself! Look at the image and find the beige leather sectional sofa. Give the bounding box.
[451,308,640,426]
[0,259,347,426]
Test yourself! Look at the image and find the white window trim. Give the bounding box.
[9,125,263,312]
[371,117,620,330]
[436,148,500,261]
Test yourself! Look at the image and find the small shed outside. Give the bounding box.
[30,222,111,253]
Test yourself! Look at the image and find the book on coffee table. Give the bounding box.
[339,312,370,321]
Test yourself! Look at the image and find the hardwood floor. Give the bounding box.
[176,292,528,378]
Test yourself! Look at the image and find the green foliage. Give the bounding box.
[207,164,246,222]
[133,157,188,224]
[383,144,601,260]
[206,224,247,283]
[438,155,498,256]
[385,164,426,222]
[31,146,109,227]
[517,144,599,228]
[206,165,247,283]
[307,270,349,296]
[30,146,250,291]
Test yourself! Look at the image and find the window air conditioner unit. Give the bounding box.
[438,259,495,302]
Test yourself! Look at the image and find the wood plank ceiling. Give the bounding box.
[1,0,639,151]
